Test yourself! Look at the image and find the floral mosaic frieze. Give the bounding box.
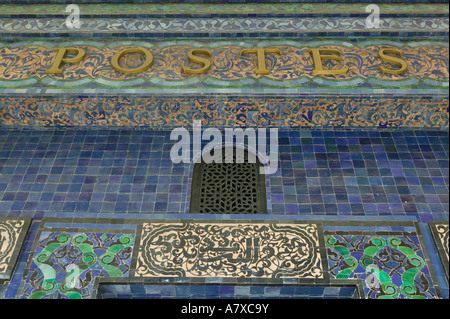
[1,95,447,129]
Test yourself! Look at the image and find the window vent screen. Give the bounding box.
[190,147,267,214]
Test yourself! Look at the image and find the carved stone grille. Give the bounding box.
[190,147,267,214]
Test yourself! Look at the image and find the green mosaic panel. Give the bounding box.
[325,233,440,299]
[20,231,134,299]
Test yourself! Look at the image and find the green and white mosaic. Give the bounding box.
[0,3,447,16]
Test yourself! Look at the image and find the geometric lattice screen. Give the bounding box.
[190,147,267,214]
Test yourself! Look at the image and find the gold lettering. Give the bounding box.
[240,48,282,75]
[111,47,154,74]
[46,47,86,74]
[378,48,408,75]
[308,48,349,75]
[182,49,212,74]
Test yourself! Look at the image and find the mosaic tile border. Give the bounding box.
[0,17,447,37]
[0,3,447,17]
[1,95,447,129]
[0,217,31,284]
[10,218,445,299]
[429,221,449,281]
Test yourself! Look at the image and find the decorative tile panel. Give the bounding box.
[136,221,325,279]
[6,218,447,299]
[325,229,441,299]
[429,222,449,281]
[0,218,31,283]
[19,231,134,299]
[17,218,137,299]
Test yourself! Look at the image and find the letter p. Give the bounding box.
[46,48,86,74]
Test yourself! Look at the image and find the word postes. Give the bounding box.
[45,46,409,76]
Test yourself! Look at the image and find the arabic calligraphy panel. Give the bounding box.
[136,222,324,279]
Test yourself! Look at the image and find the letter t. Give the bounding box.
[240,48,282,75]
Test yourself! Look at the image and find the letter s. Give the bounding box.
[182,49,212,74]
[378,48,408,75]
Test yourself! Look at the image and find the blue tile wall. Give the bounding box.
[0,129,447,223]
[96,284,359,299]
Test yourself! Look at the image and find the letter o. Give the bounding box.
[111,47,154,74]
